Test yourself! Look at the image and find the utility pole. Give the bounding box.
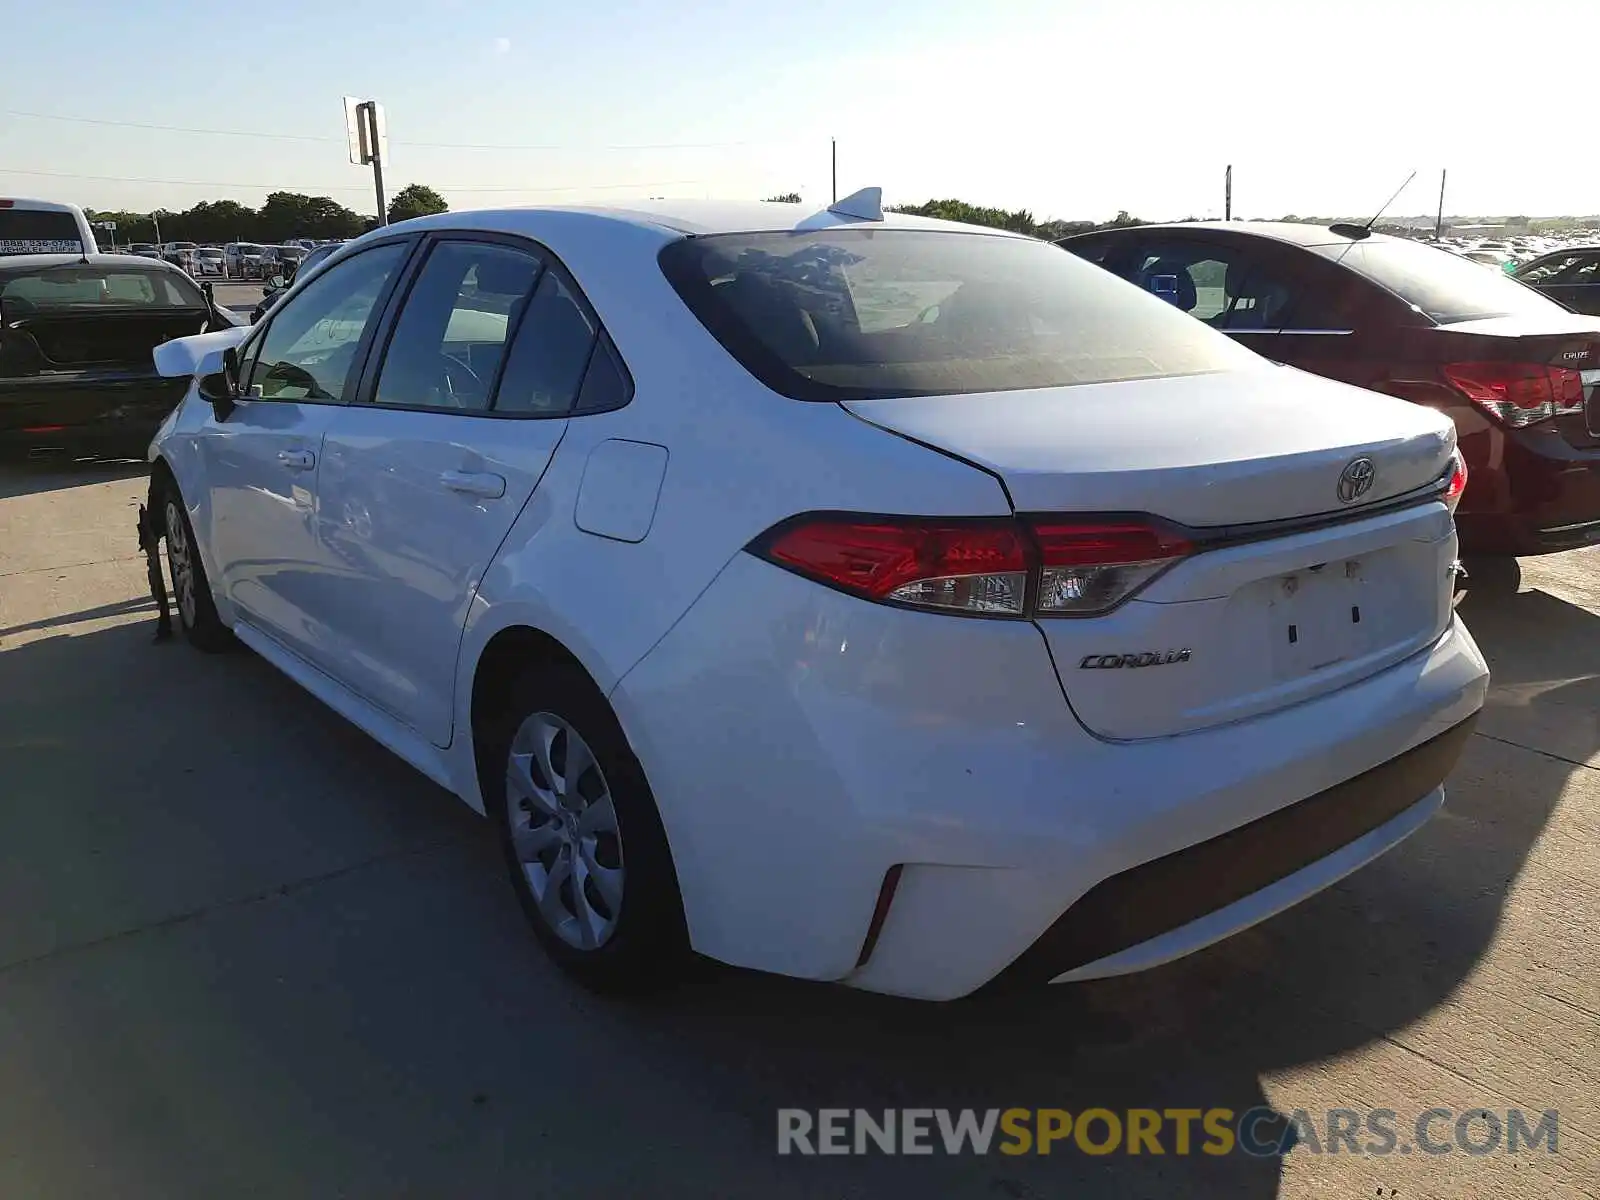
[1225,164,1232,221]
[831,138,837,204]
[151,212,162,244]
[1435,168,1447,240]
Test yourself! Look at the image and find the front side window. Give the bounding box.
[660,229,1257,401]
[1517,253,1585,283]
[247,242,407,403]
[371,240,540,412]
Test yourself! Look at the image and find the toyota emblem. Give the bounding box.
[1337,457,1376,504]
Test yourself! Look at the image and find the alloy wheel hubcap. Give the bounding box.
[164,500,197,627]
[505,711,624,950]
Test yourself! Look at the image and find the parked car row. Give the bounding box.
[94,239,345,280]
[135,195,1491,1003]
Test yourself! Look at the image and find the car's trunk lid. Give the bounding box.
[845,365,1459,739]
[843,365,1454,525]
[1,309,210,371]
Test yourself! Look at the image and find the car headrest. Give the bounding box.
[725,272,819,363]
[1138,259,1198,312]
[474,255,538,297]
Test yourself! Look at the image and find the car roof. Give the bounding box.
[1067,220,1418,250]
[388,199,1032,241]
[0,196,85,213]
[0,252,187,278]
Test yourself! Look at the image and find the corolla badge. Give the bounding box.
[1337,456,1376,504]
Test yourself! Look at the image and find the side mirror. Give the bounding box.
[196,345,241,420]
[266,273,287,291]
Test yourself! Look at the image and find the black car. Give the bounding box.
[0,253,243,455]
[1513,246,1600,315]
[1059,222,1600,572]
[250,241,339,322]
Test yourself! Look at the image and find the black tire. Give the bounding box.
[158,479,234,653]
[484,663,689,994]
[1462,554,1522,594]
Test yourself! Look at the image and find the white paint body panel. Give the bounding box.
[844,364,1455,524]
[148,200,1490,1000]
[615,554,1486,998]
[314,407,567,745]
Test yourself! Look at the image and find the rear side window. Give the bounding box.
[1311,239,1565,324]
[492,270,598,415]
[659,229,1257,401]
[0,266,203,309]
[0,210,84,255]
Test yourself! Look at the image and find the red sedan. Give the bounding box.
[1061,222,1600,587]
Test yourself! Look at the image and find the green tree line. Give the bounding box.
[88,184,450,245]
[887,199,1150,239]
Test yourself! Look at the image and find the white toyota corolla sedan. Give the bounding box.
[147,192,1489,1001]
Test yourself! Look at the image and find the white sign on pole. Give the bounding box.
[343,96,368,165]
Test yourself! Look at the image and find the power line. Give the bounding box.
[2,167,708,195]
[3,109,338,143]
[2,108,757,152]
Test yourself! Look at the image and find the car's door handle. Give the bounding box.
[277,449,316,471]
[440,470,507,499]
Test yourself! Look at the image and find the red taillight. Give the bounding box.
[1442,361,1585,427]
[1443,449,1468,511]
[755,515,1189,617]
[760,518,1029,615]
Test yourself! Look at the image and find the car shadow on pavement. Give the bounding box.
[0,584,1589,1199]
[0,456,149,500]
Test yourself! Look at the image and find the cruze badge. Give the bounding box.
[1080,650,1192,669]
[1337,456,1376,504]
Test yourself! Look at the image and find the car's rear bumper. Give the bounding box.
[1457,425,1600,554]
[0,376,186,453]
[990,714,1474,988]
[614,553,1490,1000]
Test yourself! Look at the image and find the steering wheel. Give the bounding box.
[438,354,482,407]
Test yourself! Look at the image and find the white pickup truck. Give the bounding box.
[0,197,99,256]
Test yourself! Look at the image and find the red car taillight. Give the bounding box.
[1442,361,1585,428]
[1443,449,1468,512]
[755,515,1190,617]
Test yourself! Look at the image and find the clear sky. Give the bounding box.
[0,0,1590,221]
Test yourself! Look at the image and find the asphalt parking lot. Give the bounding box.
[0,459,1595,1199]
[210,280,266,317]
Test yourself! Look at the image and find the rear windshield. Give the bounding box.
[0,266,205,310]
[1310,238,1566,324]
[0,210,85,256]
[659,229,1258,401]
